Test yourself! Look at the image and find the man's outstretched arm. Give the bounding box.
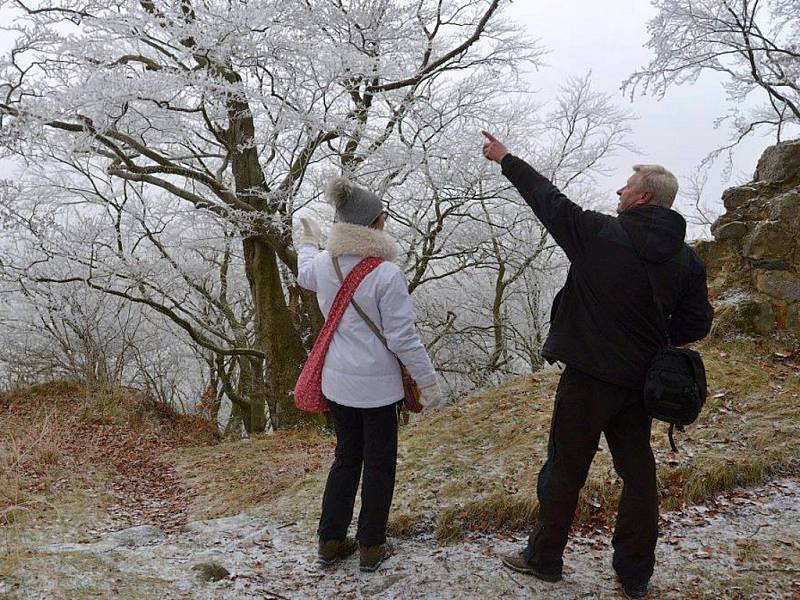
[482,131,610,260]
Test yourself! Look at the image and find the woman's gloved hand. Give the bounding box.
[418,381,445,411]
[295,217,323,248]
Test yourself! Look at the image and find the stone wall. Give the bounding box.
[694,139,800,337]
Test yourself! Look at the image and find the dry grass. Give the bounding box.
[0,379,215,441]
[0,379,85,405]
[0,380,87,513]
[74,385,218,443]
[0,380,220,587]
[0,409,70,526]
[170,428,334,521]
[0,380,214,530]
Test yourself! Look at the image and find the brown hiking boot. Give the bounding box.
[500,552,562,582]
[318,537,357,566]
[359,541,394,572]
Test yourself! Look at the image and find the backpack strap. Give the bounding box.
[667,424,680,453]
[620,225,683,449]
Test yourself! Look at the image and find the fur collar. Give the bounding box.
[326,223,399,262]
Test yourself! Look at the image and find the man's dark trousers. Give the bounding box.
[523,366,658,585]
[318,401,399,547]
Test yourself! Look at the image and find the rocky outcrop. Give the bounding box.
[695,139,800,338]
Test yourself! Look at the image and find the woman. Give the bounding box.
[296,177,441,572]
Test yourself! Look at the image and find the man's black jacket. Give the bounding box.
[502,154,714,390]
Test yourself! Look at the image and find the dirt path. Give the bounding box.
[4,477,798,599]
[62,421,192,532]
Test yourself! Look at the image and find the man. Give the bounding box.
[481,132,713,599]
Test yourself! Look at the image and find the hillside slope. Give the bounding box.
[1,337,799,598]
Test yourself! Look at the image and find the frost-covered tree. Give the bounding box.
[0,277,205,409]
[0,0,634,428]
[624,0,800,154]
[0,0,541,431]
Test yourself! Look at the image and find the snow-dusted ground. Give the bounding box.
[2,478,799,599]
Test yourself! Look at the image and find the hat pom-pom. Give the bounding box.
[326,177,351,210]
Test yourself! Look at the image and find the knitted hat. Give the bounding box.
[326,177,384,226]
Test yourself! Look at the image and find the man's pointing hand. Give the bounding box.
[482,131,509,164]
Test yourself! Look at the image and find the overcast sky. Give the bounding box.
[506,0,782,234]
[0,1,789,237]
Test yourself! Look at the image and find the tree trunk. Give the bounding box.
[224,401,244,438]
[243,236,312,429]
[235,353,267,433]
[221,75,315,430]
[489,262,508,374]
[287,281,325,350]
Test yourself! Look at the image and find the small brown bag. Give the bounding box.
[400,365,423,413]
[332,257,423,413]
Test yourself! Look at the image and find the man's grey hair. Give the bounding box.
[632,164,679,208]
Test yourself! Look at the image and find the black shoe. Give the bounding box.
[500,552,562,582]
[620,579,648,599]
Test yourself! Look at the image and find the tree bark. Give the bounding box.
[243,236,310,430]
[224,401,244,438]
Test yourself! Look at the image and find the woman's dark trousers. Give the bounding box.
[318,401,399,547]
[523,366,658,585]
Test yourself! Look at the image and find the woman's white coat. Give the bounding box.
[297,223,437,409]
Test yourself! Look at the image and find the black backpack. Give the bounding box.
[644,346,707,451]
[621,225,709,451]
